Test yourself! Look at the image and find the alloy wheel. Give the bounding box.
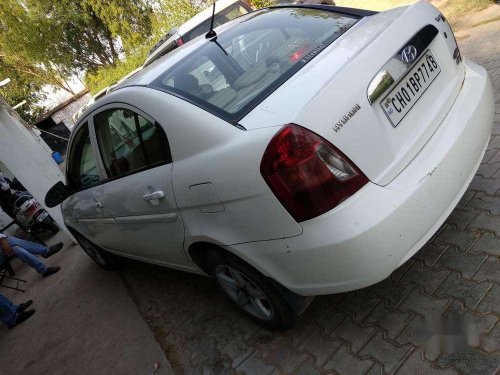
[215,265,274,321]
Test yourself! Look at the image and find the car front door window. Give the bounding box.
[67,122,100,190]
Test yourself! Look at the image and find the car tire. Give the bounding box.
[206,251,295,330]
[73,232,119,270]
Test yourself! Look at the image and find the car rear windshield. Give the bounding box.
[150,7,358,124]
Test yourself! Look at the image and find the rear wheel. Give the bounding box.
[206,251,295,330]
[73,232,118,270]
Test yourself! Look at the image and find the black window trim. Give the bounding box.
[92,104,173,185]
[149,6,363,127]
[66,102,173,194]
[66,120,101,193]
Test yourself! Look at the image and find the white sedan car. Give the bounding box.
[46,1,494,329]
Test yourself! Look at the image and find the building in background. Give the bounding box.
[34,91,91,156]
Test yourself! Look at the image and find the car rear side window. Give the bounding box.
[94,108,171,179]
[151,8,358,123]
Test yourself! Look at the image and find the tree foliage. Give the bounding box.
[0,0,155,121]
[1,0,267,121]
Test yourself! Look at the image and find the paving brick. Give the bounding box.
[288,322,319,348]
[293,358,322,375]
[469,212,500,235]
[400,261,449,293]
[368,278,414,308]
[222,338,253,368]
[396,314,427,347]
[445,208,479,229]
[476,283,500,315]
[201,358,234,375]
[331,317,377,354]
[395,349,459,375]
[442,301,497,346]
[303,298,346,335]
[399,288,450,318]
[481,149,499,164]
[457,190,476,209]
[363,302,413,340]
[470,233,500,256]
[413,244,447,267]
[236,353,276,375]
[324,345,373,375]
[481,323,500,353]
[467,192,500,215]
[488,135,500,149]
[433,226,478,251]
[233,316,260,341]
[470,176,500,195]
[359,331,412,374]
[390,260,415,281]
[477,162,500,178]
[435,273,491,309]
[264,338,309,374]
[338,294,380,322]
[365,364,383,375]
[472,256,500,283]
[298,330,342,367]
[435,248,487,278]
[436,349,500,375]
[248,330,282,357]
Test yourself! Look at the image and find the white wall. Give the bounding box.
[0,95,73,239]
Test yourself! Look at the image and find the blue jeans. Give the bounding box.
[6,237,49,275]
[0,294,19,327]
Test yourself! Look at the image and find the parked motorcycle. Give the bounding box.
[12,191,60,234]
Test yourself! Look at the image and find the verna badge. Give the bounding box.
[334,104,361,133]
[401,45,418,64]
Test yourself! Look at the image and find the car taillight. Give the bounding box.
[176,38,184,47]
[260,124,369,222]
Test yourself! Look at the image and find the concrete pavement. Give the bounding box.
[0,231,173,375]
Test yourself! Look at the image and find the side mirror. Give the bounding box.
[45,181,70,208]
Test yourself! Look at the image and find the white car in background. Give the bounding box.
[143,0,254,67]
[48,1,494,329]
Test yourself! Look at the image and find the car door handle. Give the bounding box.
[142,190,165,201]
[91,201,103,209]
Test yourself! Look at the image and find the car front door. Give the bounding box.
[91,104,187,268]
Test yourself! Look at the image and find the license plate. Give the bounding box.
[381,50,441,127]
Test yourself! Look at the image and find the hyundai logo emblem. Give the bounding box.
[401,45,418,63]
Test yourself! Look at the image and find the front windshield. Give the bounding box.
[150,7,358,123]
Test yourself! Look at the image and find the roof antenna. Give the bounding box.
[205,1,217,39]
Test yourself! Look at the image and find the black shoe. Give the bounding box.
[17,300,33,313]
[42,242,64,259]
[42,266,60,277]
[10,309,35,328]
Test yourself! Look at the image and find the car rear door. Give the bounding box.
[91,104,188,268]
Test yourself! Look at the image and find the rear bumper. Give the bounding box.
[228,60,495,296]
